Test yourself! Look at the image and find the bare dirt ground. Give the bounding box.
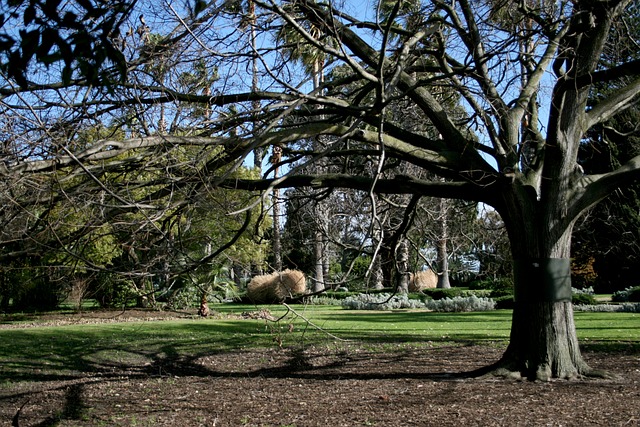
[1,309,639,427]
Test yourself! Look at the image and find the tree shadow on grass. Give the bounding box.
[0,318,509,384]
[4,329,637,426]
[2,310,637,426]
[136,339,498,383]
[4,337,502,425]
[3,316,635,387]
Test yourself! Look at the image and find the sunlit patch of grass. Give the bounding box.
[574,312,640,341]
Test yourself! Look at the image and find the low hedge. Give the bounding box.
[492,293,597,309]
[572,293,597,305]
[494,295,515,310]
[422,288,463,300]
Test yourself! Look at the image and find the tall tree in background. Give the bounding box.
[248,0,266,170]
[270,144,284,271]
[1,0,640,380]
[276,7,332,290]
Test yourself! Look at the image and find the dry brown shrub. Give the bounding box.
[409,270,437,292]
[247,269,306,303]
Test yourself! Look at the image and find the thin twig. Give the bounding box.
[282,303,349,342]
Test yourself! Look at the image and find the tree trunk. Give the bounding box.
[371,257,384,290]
[231,264,242,287]
[272,182,282,272]
[501,299,589,380]
[322,236,330,287]
[198,291,210,317]
[313,228,325,293]
[436,197,451,288]
[435,239,451,289]
[491,201,597,380]
[249,0,264,171]
[0,270,8,312]
[501,257,588,380]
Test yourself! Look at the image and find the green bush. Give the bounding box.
[492,293,598,308]
[629,287,640,302]
[489,288,513,298]
[1,264,64,312]
[90,272,137,308]
[612,286,640,302]
[11,279,62,311]
[572,293,597,305]
[464,289,492,298]
[469,277,514,297]
[165,285,201,309]
[494,295,515,310]
[468,279,490,290]
[572,286,594,295]
[422,288,463,300]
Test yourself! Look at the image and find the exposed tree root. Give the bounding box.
[471,360,526,381]
[580,367,619,380]
[468,355,618,382]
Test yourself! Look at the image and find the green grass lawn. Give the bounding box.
[0,305,638,383]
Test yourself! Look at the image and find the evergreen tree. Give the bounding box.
[573,1,640,292]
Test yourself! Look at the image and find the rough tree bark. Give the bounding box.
[497,202,590,379]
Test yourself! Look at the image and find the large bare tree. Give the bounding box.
[2,0,640,379]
